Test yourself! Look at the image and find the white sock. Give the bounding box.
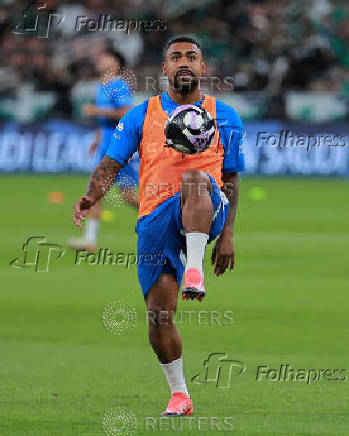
[185,232,209,274]
[161,357,189,396]
[85,219,99,245]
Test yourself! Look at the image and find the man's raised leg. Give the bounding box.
[181,169,213,301]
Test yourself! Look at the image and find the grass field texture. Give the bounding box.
[1,175,348,436]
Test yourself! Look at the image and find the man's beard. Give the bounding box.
[172,76,199,93]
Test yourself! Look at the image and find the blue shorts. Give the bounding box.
[135,174,229,297]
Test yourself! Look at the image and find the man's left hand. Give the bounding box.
[211,232,235,276]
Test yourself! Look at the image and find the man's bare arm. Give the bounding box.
[85,156,122,203]
[211,172,239,275]
[221,172,239,237]
[73,156,122,229]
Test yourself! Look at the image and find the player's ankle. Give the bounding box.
[185,232,208,274]
[161,357,189,397]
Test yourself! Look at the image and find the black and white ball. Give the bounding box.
[165,104,216,154]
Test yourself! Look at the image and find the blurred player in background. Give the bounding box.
[73,36,244,416]
[69,48,139,252]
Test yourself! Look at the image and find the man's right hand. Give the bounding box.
[73,196,94,230]
[72,156,122,229]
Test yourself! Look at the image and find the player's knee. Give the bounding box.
[181,169,211,197]
[147,302,174,329]
[181,169,204,185]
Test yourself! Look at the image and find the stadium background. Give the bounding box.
[1,1,348,435]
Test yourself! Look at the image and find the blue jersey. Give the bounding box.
[106,92,245,174]
[96,78,133,158]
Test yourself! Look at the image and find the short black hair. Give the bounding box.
[164,35,202,58]
[103,48,126,69]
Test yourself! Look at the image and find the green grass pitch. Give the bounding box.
[1,175,348,435]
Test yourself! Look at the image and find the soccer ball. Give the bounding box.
[165,104,216,154]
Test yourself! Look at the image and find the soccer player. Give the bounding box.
[73,36,244,416]
[69,48,139,252]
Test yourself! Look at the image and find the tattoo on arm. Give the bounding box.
[85,156,122,203]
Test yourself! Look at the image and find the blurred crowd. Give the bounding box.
[0,0,348,118]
